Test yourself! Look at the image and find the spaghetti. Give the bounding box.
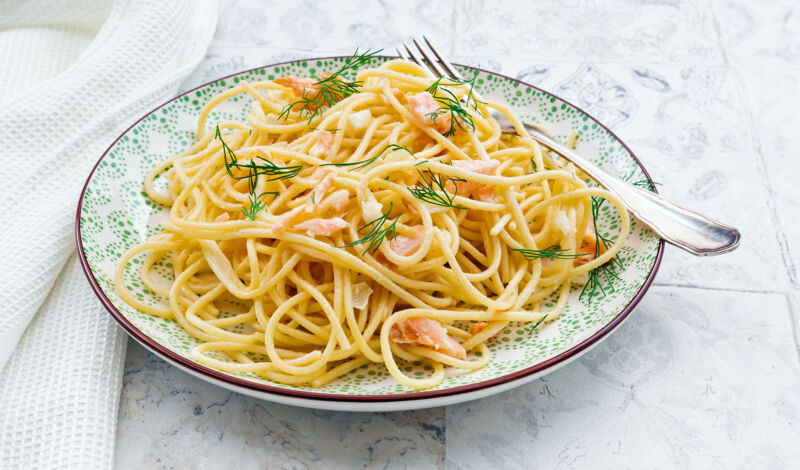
[115,57,630,390]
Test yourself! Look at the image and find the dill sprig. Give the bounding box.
[426,86,476,137]
[217,127,302,181]
[579,195,624,302]
[427,71,482,108]
[321,144,412,171]
[278,49,381,123]
[216,126,301,219]
[580,258,623,302]
[407,169,467,209]
[218,126,239,177]
[631,179,662,191]
[342,201,398,255]
[425,73,482,137]
[530,313,549,330]
[578,168,660,301]
[242,191,278,220]
[513,245,581,260]
[623,168,661,192]
[530,157,538,173]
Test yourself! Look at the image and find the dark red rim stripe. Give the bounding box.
[75,56,664,403]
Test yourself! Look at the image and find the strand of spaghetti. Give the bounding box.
[115,240,186,317]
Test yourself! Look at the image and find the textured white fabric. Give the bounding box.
[0,256,127,469]
[0,1,110,101]
[0,0,217,468]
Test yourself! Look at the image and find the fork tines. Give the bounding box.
[397,36,464,81]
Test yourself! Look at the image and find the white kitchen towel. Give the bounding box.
[0,1,217,468]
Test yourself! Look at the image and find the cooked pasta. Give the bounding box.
[115,57,629,390]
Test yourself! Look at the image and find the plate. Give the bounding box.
[76,56,663,411]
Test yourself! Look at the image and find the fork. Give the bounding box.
[397,37,741,257]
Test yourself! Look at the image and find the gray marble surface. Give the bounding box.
[114,1,800,468]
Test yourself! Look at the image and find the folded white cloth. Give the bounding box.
[0,1,217,468]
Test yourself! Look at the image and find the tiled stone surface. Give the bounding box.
[116,343,445,470]
[116,1,800,468]
[452,0,724,65]
[713,0,800,68]
[446,287,800,469]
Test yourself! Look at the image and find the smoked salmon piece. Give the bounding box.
[408,91,450,134]
[273,73,333,99]
[476,185,500,203]
[447,159,501,199]
[293,217,349,237]
[272,205,304,234]
[402,198,418,215]
[389,225,425,256]
[390,88,407,104]
[451,159,501,174]
[273,77,319,98]
[310,130,334,158]
[390,317,466,360]
[305,169,334,213]
[328,189,350,212]
[576,223,607,264]
[469,322,489,335]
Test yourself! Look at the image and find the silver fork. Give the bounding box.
[397,37,741,256]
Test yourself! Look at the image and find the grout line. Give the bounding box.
[707,0,733,68]
[707,0,798,289]
[782,292,800,370]
[725,65,799,288]
[652,282,786,296]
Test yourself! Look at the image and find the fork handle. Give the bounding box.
[523,123,741,256]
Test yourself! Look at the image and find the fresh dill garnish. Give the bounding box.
[278,49,381,123]
[578,168,658,301]
[234,156,303,181]
[216,127,302,181]
[530,313,549,330]
[424,72,482,137]
[320,144,412,171]
[216,126,302,219]
[513,245,581,260]
[579,195,624,302]
[623,168,661,192]
[426,86,475,137]
[239,158,279,220]
[530,157,538,173]
[407,169,467,209]
[580,256,623,302]
[425,76,452,97]
[217,126,239,177]
[631,179,661,191]
[427,71,481,108]
[462,71,481,109]
[241,191,277,220]
[342,201,398,255]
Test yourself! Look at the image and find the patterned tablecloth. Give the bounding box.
[114,1,800,468]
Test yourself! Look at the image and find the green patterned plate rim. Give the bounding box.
[76,56,664,403]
